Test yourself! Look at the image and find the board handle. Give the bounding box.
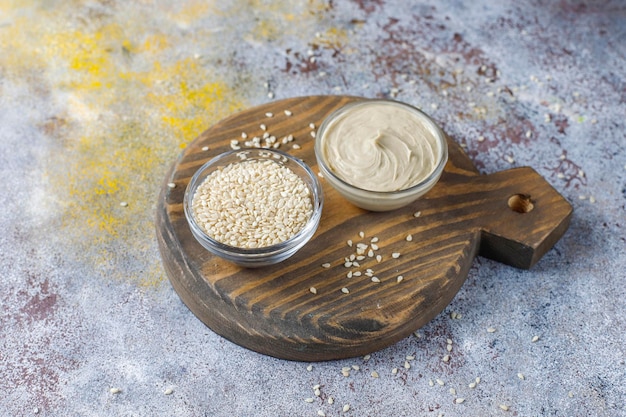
[435,167,573,269]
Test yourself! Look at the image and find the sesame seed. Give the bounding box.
[469,382,477,389]
[307,364,313,371]
[370,243,379,250]
[120,201,128,207]
[392,368,398,374]
[429,380,434,387]
[525,130,532,138]
[447,344,453,352]
[167,182,176,189]
[371,371,379,378]
[406,234,413,241]
[397,275,404,283]
[310,287,317,295]
[343,404,350,412]
[499,404,510,411]
[317,410,325,417]
[518,373,525,380]
[442,355,450,362]
[110,388,121,394]
[347,271,353,278]
[371,277,380,283]
[436,379,445,386]
[341,370,350,377]
[344,261,353,268]
[506,155,515,164]
[352,365,360,371]
[305,398,314,403]
[268,92,274,99]
[328,396,334,404]
[477,135,485,142]
[310,131,316,138]
[359,231,365,238]
[321,263,331,268]
[392,252,400,259]
[292,144,301,150]
[265,112,273,118]
[455,398,465,404]
[404,361,411,369]
[314,388,321,396]
[413,211,421,218]
[589,196,596,203]
[487,327,496,333]
[568,391,574,398]
[476,377,481,383]
[341,287,350,294]
[557,173,565,178]
[347,239,353,247]
[368,249,374,258]
[376,255,382,263]
[201,146,209,151]
[532,335,540,342]
[260,124,267,131]
[164,387,173,395]
[363,354,371,360]
[446,338,452,345]
[449,388,456,395]
[284,110,292,116]
[309,123,315,129]
[371,237,379,243]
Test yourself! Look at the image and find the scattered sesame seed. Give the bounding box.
[455,398,465,404]
[518,373,525,380]
[469,382,477,389]
[321,263,331,268]
[284,110,293,116]
[406,234,413,241]
[396,275,404,283]
[449,388,456,395]
[268,92,274,99]
[499,404,510,411]
[404,361,411,369]
[164,387,173,395]
[376,255,382,263]
[260,124,267,131]
[476,377,481,383]
[436,379,445,386]
[525,130,532,138]
[363,354,371,360]
[370,243,379,250]
[341,369,350,377]
[347,271,353,278]
[532,335,540,342]
[371,371,379,378]
[589,196,596,204]
[343,404,350,412]
[341,287,350,294]
[568,391,574,398]
[328,396,334,405]
[477,135,485,142]
[310,287,317,295]
[413,211,421,218]
[371,237,379,243]
[307,364,313,371]
[392,252,401,259]
[310,131,316,138]
[353,271,362,277]
[371,277,380,283]
[506,155,515,164]
[201,146,209,151]
[120,201,128,207]
[344,261,353,268]
[347,239,353,247]
[110,388,121,394]
[305,398,314,403]
[292,144,301,150]
[579,195,587,200]
[167,182,176,189]
[265,112,273,118]
[314,388,321,397]
[317,410,325,417]
[429,380,434,387]
[442,355,450,363]
[557,173,565,179]
[309,123,315,129]
[487,327,496,333]
[447,344,453,352]
[352,365,360,371]
[368,249,374,258]
[392,368,398,375]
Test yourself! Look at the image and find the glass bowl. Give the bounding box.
[183,149,323,267]
[314,99,448,211]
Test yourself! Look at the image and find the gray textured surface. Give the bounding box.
[1,1,625,416]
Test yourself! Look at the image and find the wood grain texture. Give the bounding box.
[156,95,572,361]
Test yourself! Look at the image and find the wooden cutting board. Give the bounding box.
[156,95,572,361]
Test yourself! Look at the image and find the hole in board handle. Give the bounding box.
[508,194,534,213]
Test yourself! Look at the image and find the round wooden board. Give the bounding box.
[156,95,572,361]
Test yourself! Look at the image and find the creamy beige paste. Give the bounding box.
[320,101,443,192]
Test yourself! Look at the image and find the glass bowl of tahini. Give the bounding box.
[314,99,448,211]
[184,149,323,267]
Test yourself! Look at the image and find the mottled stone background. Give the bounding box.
[1,1,624,416]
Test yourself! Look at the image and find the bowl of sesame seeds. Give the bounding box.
[183,148,323,267]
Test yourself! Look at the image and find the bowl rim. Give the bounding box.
[314,98,449,198]
[183,148,323,257]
